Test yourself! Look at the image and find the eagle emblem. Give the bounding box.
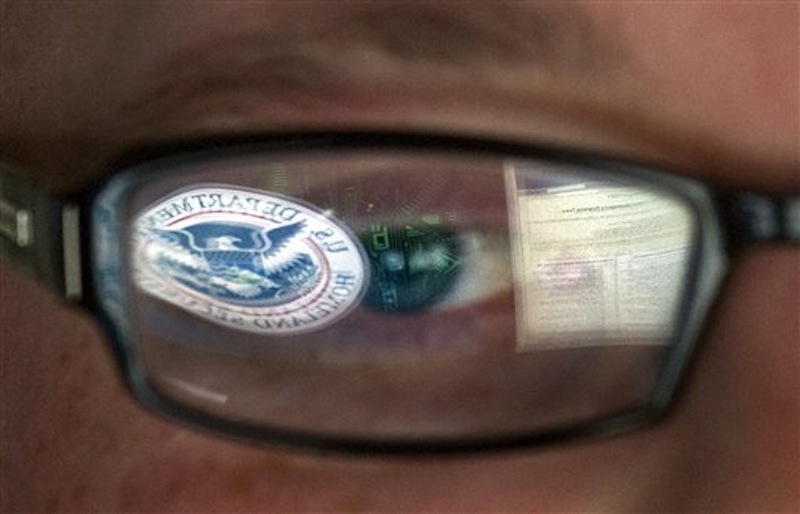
[133,185,367,335]
[144,220,320,307]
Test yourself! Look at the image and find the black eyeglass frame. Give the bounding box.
[1,131,798,455]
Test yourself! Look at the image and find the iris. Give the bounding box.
[360,223,462,313]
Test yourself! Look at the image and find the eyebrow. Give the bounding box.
[122,2,620,126]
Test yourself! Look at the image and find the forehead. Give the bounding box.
[0,2,797,190]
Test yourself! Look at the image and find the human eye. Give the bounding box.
[359,221,512,315]
[305,152,515,355]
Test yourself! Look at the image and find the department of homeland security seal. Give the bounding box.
[132,185,367,334]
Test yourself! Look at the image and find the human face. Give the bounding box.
[1,1,797,512]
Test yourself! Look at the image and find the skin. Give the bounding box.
[1,1,798,512]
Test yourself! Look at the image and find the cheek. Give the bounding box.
[701,248,800,404]
[4,245,796,513]
[0,267,177,511]
[0,267,660,513]
[0,267,275,511]
[0,268,537,512]
[656,248,800,511]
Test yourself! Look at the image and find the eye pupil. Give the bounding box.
[380,250,406,271]
[361,224,462,313]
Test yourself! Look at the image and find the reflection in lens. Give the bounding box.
[360,222,462,313]
[505,162,695,349]
[109,149,700,445]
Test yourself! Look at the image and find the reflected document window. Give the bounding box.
[505,163,694,349]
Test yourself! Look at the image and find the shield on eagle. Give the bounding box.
[145,220,320,306]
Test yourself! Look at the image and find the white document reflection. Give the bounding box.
[506,163,694,350]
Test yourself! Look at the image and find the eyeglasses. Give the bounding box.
[1,132,798,454]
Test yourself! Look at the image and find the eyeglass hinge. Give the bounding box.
[0,196,34,248]
[0,162,83,302]
[723,192,800,246]
[784,196,800,241]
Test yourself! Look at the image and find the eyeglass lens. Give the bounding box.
[105,149,696,440]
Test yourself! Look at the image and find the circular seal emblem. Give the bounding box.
[132,185,367,334]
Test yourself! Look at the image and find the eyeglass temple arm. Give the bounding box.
[0,162,82,301]
[719,191,800,247]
